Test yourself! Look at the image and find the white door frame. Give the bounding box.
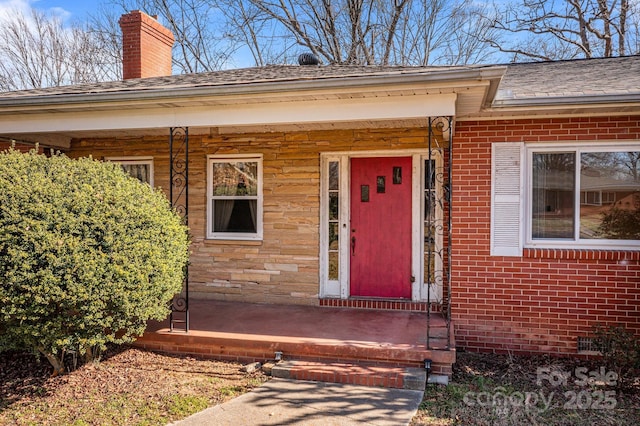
[319,150,443,302]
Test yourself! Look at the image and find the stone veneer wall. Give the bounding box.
[69,127,432,306]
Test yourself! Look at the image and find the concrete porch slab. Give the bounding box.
[134,299,455,376]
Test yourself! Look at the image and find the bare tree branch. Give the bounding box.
[484,0,639,60]
[0,8,121,91]
[220,0,497,66]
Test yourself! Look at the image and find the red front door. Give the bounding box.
[350,157,412,299]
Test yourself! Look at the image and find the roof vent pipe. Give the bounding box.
[298,53,320,66]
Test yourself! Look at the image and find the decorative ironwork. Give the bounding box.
[169,127,189,332]
[426,116,453,350]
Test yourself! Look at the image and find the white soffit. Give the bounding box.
[0,92,457,134]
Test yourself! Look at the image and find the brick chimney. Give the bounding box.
[119,10,174,80]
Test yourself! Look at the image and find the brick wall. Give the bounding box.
[69,127,431,306]
[452,116,640,355]
[0,141,53,154]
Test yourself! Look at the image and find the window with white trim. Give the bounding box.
[105,156,154,186]
[490,143,640,255]
[206,155,263,240]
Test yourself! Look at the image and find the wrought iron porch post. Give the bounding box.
[445,117,453,349]
[169,127,189,332]
[426,118,434,349]
[426,116,453,350]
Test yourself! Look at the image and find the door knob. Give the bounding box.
[351,236,356,255]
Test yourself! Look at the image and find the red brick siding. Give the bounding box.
[119,11,174,80]
[0,142,53,154]
[452,116,640,355]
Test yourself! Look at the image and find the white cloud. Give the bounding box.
[0,0,72,24]
[47,6,71,20]
[0,0,30,25]
[0,0,31,15]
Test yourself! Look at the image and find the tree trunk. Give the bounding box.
[38,347,65,376]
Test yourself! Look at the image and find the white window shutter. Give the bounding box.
[490,142,524,256]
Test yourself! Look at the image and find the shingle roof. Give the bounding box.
[495,55,640,102]
[0,64,478,99]
[1,56,639,106]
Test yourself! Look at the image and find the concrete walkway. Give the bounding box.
[173,378,424,426]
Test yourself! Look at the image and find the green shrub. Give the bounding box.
[592,324,640,389]
[598,206,640,239]
[0,149,189,374]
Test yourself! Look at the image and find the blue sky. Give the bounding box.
[0,0,101,22]
[0,0,256,68]
[36,0,97,17]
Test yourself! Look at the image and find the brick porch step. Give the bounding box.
[134,328,455,377]
[271,360,427,390]
[134,300,456,380]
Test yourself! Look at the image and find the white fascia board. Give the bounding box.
[0,93,456,133]
[492,93,640,108]
[462,102,640,121]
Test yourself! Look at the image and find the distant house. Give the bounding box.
[0,10,637,358]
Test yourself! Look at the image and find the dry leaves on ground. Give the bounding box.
[0,346,267,426]
[413,352,640,426]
